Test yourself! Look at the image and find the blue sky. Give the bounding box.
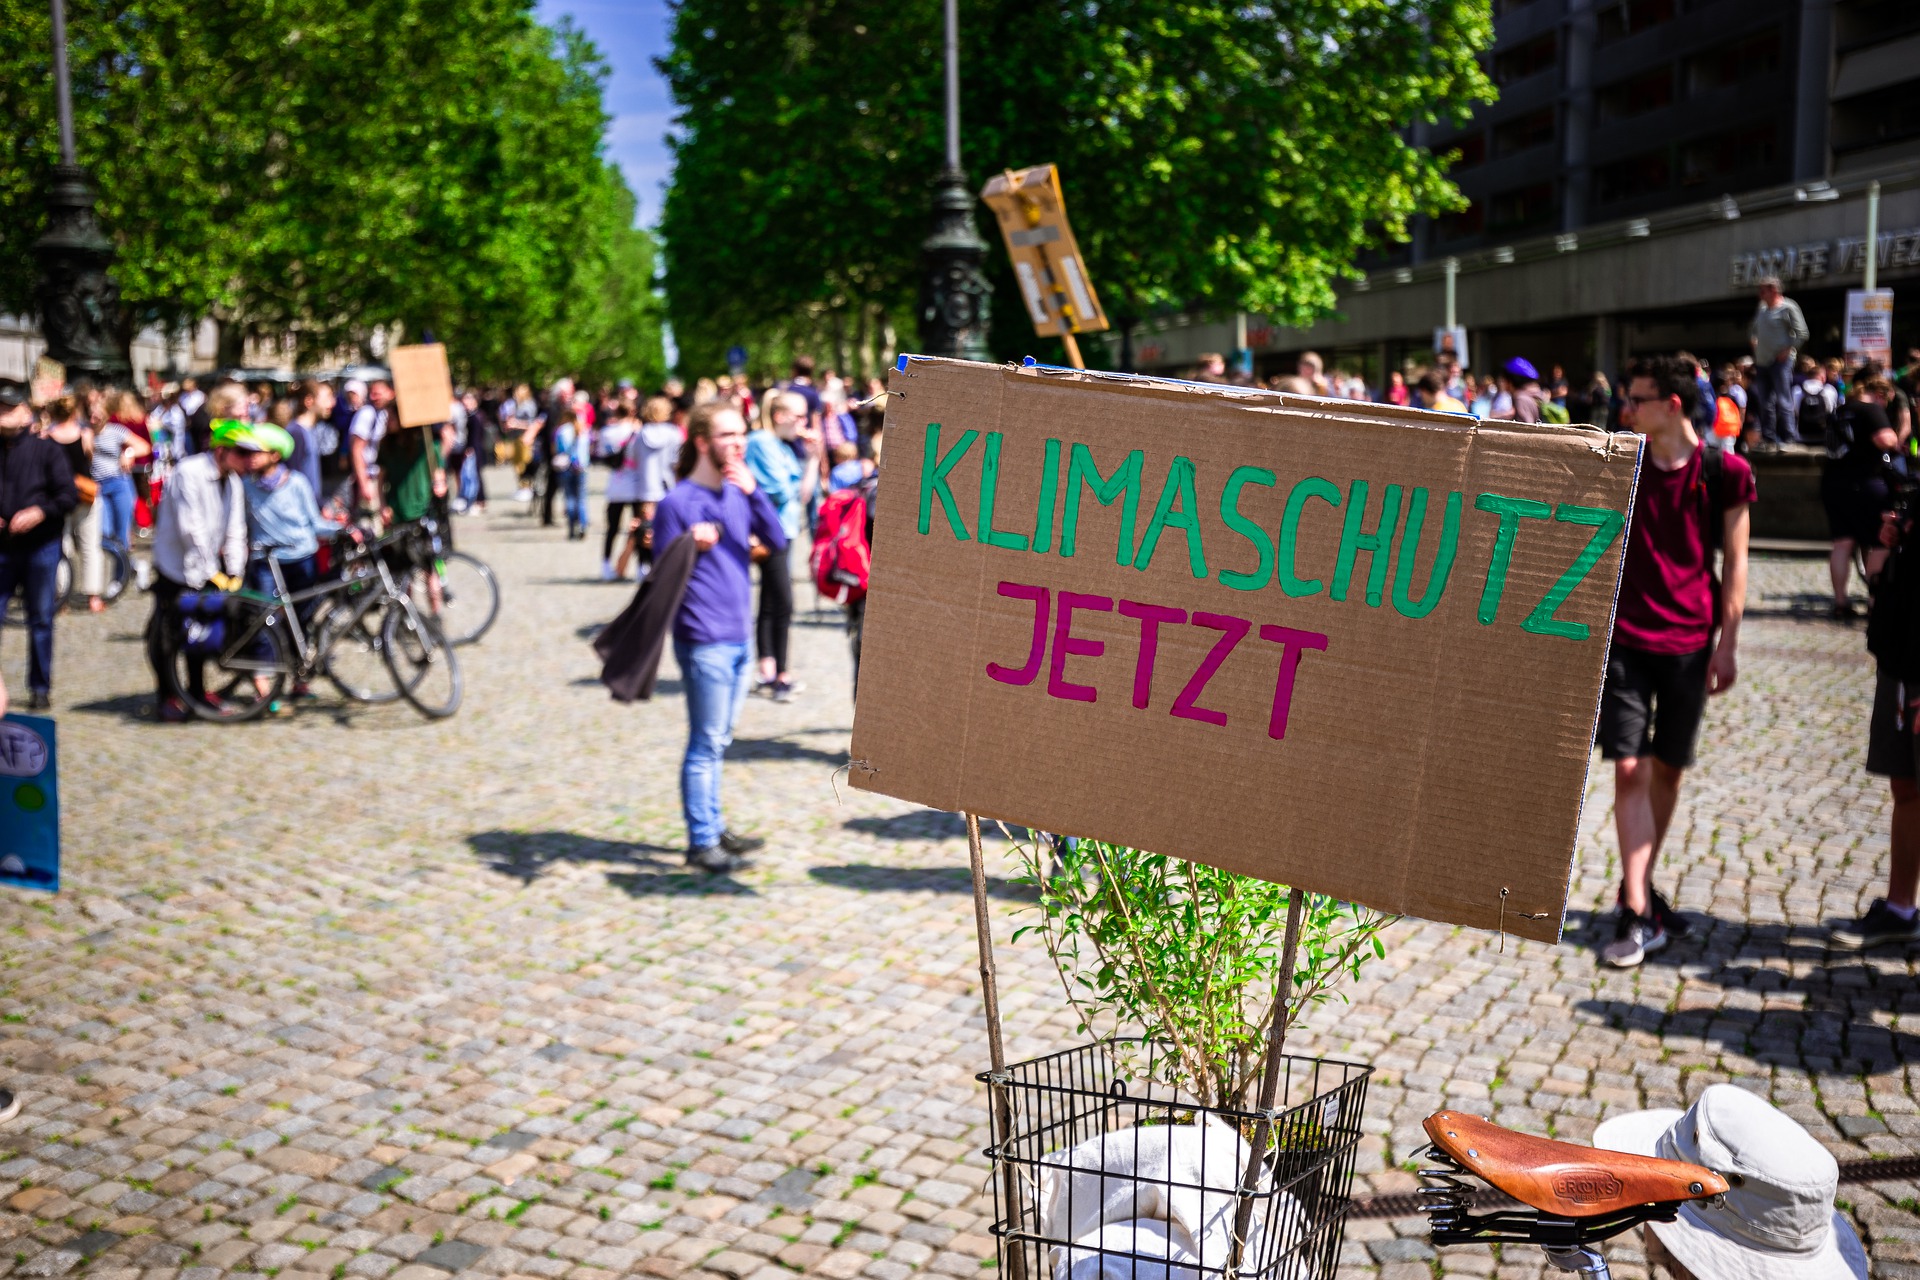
[538,0,676,227]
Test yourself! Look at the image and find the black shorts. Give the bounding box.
[1866,668,1920,779]
[1822,468,1892,544]
[1597,644,1712,769]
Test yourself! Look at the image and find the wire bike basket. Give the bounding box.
[980,1039,1372,1279]
[956,815,1373,1280]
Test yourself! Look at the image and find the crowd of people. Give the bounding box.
[8,325,1920,965]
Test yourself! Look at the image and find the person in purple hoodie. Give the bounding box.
[652,401,789,873]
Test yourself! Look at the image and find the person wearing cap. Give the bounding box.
[148,403,252,722]
[242,425,331,603]
[0,378,76,712]
[241,422,334,712]
[1494,358,1548,424]
[1594,1084,1866,1280]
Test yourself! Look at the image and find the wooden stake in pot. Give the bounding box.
[964,812,1027,1280]
[1228,887,1306,1275]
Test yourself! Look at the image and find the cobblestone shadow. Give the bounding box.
[467,828,680,881]
[808,863,1038,901]
[1571,912,1920,1071]
[468,829,759,896]
[842,810,1012,840]
[731,735,846,765]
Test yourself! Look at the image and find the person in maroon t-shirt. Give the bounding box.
[1599,355,1755,968]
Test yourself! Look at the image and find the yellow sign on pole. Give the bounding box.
[980,165,1107,367]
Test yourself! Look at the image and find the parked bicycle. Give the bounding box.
[389,514,499,646]
[164,526,461,723]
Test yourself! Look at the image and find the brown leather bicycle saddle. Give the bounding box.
[1424,1111,1729,1217]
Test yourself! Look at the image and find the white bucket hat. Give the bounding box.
[1592,1084,1866,1280]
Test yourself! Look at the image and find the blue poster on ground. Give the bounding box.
[0,715,58,892]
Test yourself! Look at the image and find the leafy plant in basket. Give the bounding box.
[1007,831,1396,1113]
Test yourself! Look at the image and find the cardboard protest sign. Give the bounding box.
[390,343,454,428]
[981,166,1108,338]
[849,358,1643,942]
[0,715,59,893]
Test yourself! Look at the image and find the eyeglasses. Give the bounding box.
[1624,393,1669,407]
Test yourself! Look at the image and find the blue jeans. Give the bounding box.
[1753,356,1796,443]
[675,638,753,849]
[96,472,136,553]
[561,466,588,531]
[0,537,64,695]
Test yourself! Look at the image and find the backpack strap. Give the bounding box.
[1696,444,1726,552]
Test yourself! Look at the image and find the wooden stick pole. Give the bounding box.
[965,813,1026,1280]
[1227,887,1306,1276]
[1060,330,1085,370]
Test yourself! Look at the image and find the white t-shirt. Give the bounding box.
[349,405,389,452]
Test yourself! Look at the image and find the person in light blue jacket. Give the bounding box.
[743,390,819,701]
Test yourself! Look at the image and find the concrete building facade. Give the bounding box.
[1112,0,1920,382]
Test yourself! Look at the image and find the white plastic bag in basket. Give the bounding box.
[1037,1115,1273,1272]
[1054,1218,1201,1280]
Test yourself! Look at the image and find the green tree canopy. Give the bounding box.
[659,0,1493,374]
[0,0,664,385]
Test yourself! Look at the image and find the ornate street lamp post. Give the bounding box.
[915,0,992,360]
[35,0,131,386]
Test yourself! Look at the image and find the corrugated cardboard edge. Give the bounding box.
[1548,430,1645,941]
[852,354,1645,942]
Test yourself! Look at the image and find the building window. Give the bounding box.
[1832,75,1920,156]
[1491,33,1558,86]
[1493,107,1557,157]
[1595,148,1672,204]
[1435,202,1486,242]
[1443,132,1487,171]
[1492,0,1540,15]
[1488,182,1557,233]
[1597,0,1676,45]
[1678,123,1777,186]
[1596,65,1675,122]
[1682,28,1781,97]
[1835,0,1920,56]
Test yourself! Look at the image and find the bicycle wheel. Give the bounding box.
[431,552,499,646]
[382,602,462,718]
[319,593,405,704]
[171,610,291,723]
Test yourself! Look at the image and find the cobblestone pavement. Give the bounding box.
[3,471,1918,1280]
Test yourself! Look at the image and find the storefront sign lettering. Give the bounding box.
[1731,227,1920,289]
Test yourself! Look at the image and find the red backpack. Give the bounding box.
[812,487,871,604]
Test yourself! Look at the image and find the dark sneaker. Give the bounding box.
[1831,899,1920,950]
[1601,910,1667,969]
[688,846,739,875]
[1618,885,1692,940]
[718,830,765,857]
[157,698,190,723]
[25,692,49,712]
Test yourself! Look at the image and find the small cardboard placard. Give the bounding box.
[0,715,59,893]
[981,165,1109,337]
[849,358,1643,942]
[390,343,454,429]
